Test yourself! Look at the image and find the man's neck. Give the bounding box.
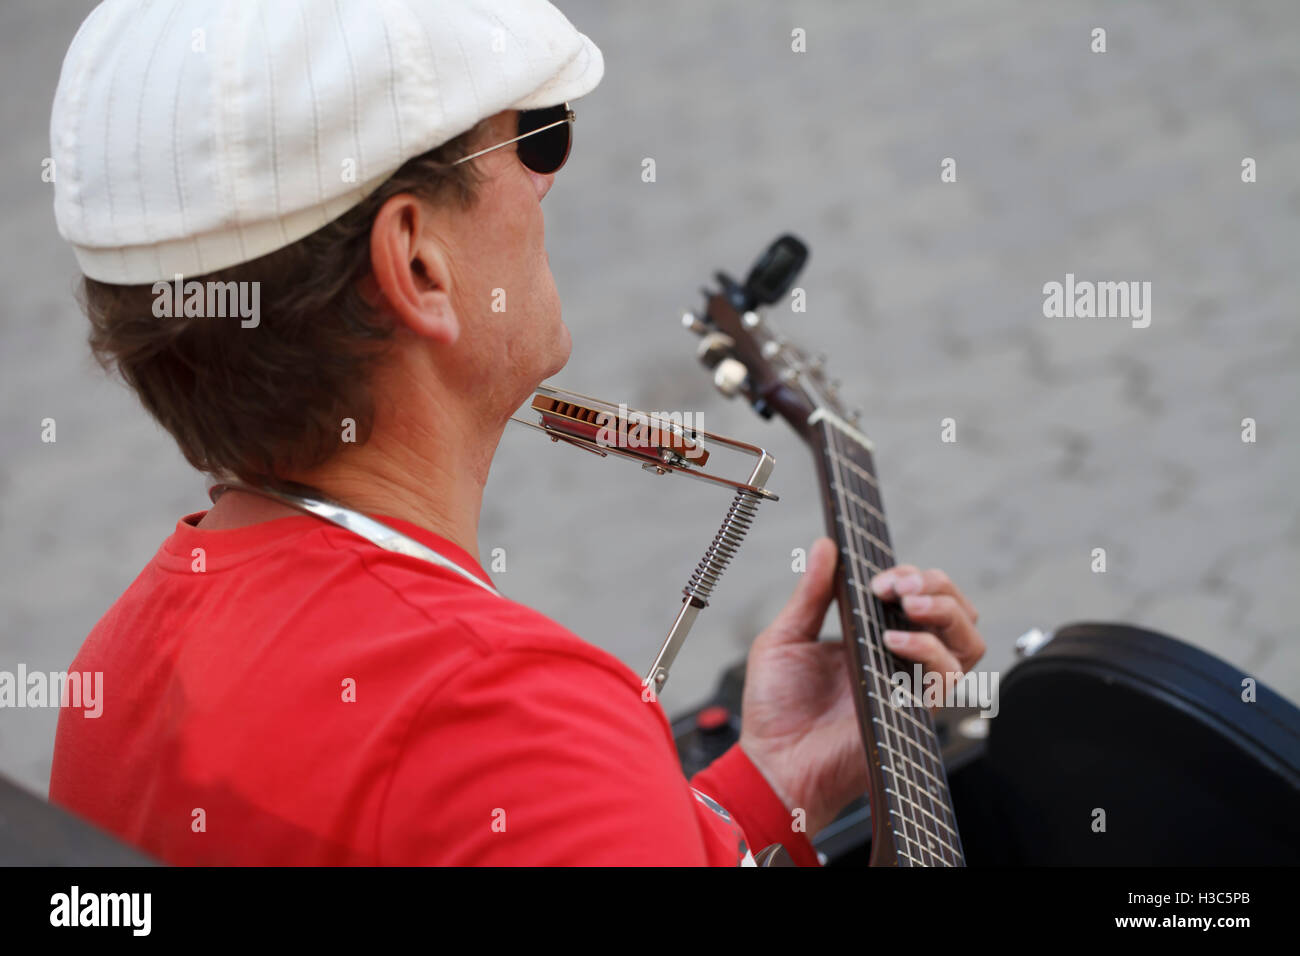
[199,377,507,567]
[297,430,497,566]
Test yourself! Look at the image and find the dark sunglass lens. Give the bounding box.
[516,105,571,174]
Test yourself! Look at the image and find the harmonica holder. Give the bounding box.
[510,383,777,696]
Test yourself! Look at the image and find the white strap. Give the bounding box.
[208,482,502,598]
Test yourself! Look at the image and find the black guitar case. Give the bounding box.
[677,620,1300,865]
[954,621,1300,865]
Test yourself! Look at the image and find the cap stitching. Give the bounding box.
[296,0,324,211]
[331,0,364,183]
[376,3,406,164]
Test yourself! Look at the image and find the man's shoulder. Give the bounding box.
[144,511,647,696]
[306,530,642,690]
[441,593,643,692]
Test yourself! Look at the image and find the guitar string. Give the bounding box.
[832,496,956,842]
[822,423,937,866]
[824,426,939,866]
[778,342,944,863]
[823,429,923,865]
[828,427,949,866]
[817,420,916,862]
[833,429,963,863]
[782,340,959,864]
[826,424,960,865]
[831,489,959,862]
[827,426,957,866]
[835,430,962,863]
[839,431,962,857]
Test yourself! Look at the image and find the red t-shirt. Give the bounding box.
[49,511,820,866]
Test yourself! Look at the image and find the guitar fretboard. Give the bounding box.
[814,410,965,867]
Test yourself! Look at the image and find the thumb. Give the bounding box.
[755,537,838,648]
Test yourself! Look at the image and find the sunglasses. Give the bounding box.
[452,102,575,174]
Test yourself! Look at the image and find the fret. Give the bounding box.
[835,513,894,560]
[873,694,960,866]
[885,805,930,862]
[887,814,960,866]
[829,472,887,530]
[808,406,875,451]
[857,658,900,695]
[884,704,948,761]
[814,415,965,866]
[884,798,941,868]
[838,505,894,562]
[845,554,884,576]
[830,449,879,489]
[892,814,951,868]
[876,739,955,792]
[820,430,894,578]
[894,842,925,868]
[895,845,927,867]
[871,713,947,767]
[894,827,956,868]
[870,673,959,865]
[828,447,883,501]
[894,832,955,867]
[836,482,886,524]
[885,775,958,866]
[867,689,953,865]
[871,673,926,710]
[884,788,962,842]
[877,719,960,866]
[891,824,956,868]
[849,579,890,603]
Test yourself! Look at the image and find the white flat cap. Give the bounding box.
[51,0,604,285]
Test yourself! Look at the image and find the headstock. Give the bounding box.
[683,234,863,444]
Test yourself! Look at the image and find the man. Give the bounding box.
[48,0,985,865]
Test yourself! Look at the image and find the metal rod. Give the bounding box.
[510,382,778,696]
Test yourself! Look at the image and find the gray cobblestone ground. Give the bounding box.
[1,1,1297,796]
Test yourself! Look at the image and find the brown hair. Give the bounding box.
[80,121,488,486]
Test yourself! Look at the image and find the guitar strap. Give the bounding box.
[206,480,503,598]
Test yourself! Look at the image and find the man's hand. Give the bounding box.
[737,537,985,836]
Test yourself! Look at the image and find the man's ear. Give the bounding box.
[368,194,459,344]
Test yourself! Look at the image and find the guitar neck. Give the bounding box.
[809,409,966,867]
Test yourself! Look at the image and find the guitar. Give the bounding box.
[684,235,965,867]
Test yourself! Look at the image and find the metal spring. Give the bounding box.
[684,489,762,606]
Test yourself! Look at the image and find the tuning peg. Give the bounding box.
[696,331,734,369]
[761,340,782,360]
[713,358,749,398]
[681,311,707,335]
[742,310,762,330]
